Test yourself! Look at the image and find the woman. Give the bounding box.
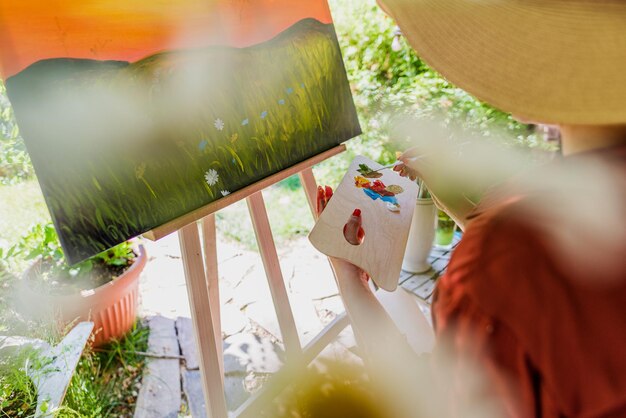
[327,1,626,416]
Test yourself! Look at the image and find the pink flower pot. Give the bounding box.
[21,245,146,347]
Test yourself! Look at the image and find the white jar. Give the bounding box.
[401,198,437,273]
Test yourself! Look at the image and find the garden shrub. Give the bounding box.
[0,80,32,185]
[315,0,546,186]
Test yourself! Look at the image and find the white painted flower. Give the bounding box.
[214,118,225,131]
[220,190,231,197]
[204,169,219,186]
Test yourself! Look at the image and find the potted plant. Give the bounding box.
[12,223,146,346]
[434,210,457,250]
[402,179,437,273]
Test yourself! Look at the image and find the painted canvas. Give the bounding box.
[0,0,361,263]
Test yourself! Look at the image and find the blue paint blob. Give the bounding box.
[286,88,294,95]
[199,140,208,151]
[362,188,398,206]
[260,111,268,119]
[278,99,286,105]
[362,188,379,201]
[241,118,249,126]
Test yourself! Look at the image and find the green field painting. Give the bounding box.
[5,18,361,263]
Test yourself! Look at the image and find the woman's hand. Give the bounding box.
[316,185,369,282]
[394,148,477,231]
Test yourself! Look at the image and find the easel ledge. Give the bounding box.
[143,144,346,241]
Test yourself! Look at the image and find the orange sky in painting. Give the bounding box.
[0,0,333,78]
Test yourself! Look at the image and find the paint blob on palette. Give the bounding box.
[354,164,405,211]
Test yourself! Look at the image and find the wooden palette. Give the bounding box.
[309,156,418,291]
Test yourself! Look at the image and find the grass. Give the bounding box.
[0,182,148,416]
[0,181,49,251]
[0,320,149,417]
[59,321,149,417]
[0,350,38,417]
[216,175,316,250]
[7,19,360,263]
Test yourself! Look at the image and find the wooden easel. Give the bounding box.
[144,144,427,418]
[144,145,350,417]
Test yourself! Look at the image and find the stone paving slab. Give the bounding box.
[176,317,200,371]
[135,316,181,418]
[179,326,285,414]
[182,368,251,417]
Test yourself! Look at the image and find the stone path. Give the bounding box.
[134,317,181,418]
[138,230,360,416]
[135,314,359,416]
[137,227,459,416]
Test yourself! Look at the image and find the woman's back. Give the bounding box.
[434,144,626,417]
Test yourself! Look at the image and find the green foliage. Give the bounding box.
[59,321,149,417]
[92,241,136,268]
[314,0,545,188]
[217,178,314,250]
[0,321,149,417]
[0,350,38,417]
[1,221,135,290]
[0,181,50,254]
[0,80,32,185]
[332,0,531,132]
[0,316,147,417]
[262,360,385,418]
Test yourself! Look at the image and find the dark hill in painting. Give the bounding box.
[6,19,361,263]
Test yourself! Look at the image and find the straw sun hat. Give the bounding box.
[379,0,626,125]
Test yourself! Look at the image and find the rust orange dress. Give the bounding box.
[432,144,626,417]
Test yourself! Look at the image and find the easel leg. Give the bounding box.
[246,191,302,357]
[299,168,368,349]
[201,214,224,377]
[179,223,228,418]
[298,168,319,217]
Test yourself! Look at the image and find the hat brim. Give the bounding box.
[381,0,626,125]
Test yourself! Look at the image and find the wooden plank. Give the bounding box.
[414,278,437,301]
[431,257,449,273]
[29,322,93,417]
[246,192,302,357]
[178,224,228,418]
[298,168,319,217]
[144,145,346,241]
[400,274,433,292]
[309,156,419,291]
[134,316,181,418]
[398,270,414,284]
[176,317,199,370]
[201,214,224,377]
